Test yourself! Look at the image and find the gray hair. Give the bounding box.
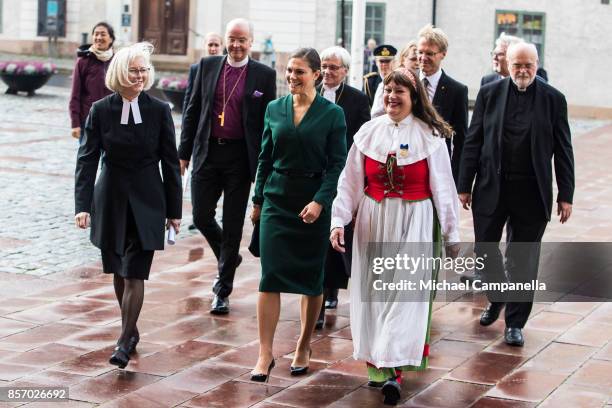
[226,18,254,39]
[507,42,539,62]
[105,42,155,92]
[320,46,352,69]
[495,32,524,49]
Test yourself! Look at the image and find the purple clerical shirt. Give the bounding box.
[211,62,248,139]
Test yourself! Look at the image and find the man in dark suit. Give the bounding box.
[417,24,468,185]
[458,43,574,347]
[316,46,371,326]
[179,18,276,314]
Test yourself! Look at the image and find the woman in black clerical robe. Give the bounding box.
[74,42,182,369]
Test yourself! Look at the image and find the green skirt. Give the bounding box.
[259,172,329,296]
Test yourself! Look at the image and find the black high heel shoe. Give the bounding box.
[290,349,312,376]
[109,346,130,369]
[251,359,275,383]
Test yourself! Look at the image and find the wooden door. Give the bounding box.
[139,0,189,55]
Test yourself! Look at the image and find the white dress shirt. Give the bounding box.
[370,82,385,118]
[420,68,443,102]
[322,83,341,103]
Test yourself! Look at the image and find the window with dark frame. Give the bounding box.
[336,1,386,49]
[37,0,67,37]
[495,10,545,65]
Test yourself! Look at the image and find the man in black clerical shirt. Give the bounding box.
[458,43,574,347]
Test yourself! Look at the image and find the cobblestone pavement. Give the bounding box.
[0,82,201,276]
[0,81,611,407]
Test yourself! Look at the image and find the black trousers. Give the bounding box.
[473,179,548,328]
[191,140,251,298]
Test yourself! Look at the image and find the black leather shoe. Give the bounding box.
[480,302,504,326]
[109,346,130,369]
[367,380,385,388]
[504,327,524,347]
[210,295,230,315]
[325,288,339,309]
[251,359,275,383]
[381,379,401,405]
[325,298,338,309]
[290,349,312,376]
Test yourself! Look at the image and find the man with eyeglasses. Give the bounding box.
[316,46,370,328]
[417,24,468,185]
[180,18,276,315]
[363,44,396,108]
[458,43,574,347]
[481,33,523,87]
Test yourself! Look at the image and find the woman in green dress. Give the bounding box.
[250,48,347,381]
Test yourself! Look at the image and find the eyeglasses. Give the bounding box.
[128,67,150,75]
[417,50,442,58]
[321,64,344,71]
[490,51,506,59]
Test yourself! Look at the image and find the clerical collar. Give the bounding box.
[511,79,536,94]
[120,95,142,125]
[227,56,249,68]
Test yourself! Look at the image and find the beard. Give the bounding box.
[512,75,534,91]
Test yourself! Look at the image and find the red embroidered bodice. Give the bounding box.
[364,154,431,202]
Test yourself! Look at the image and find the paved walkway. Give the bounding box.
[0,81,611,407]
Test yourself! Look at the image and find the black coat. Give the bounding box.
[317,82,371,148]
[182,62,198,127]
[458,77,575,220]
[179,56,276,181]
[431,70,469,185]
[75,92,182,254]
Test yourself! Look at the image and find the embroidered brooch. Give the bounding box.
[399,143,409,158]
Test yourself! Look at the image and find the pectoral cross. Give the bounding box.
[218,111,225,127]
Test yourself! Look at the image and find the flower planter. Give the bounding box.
[0,61,57,96]
[157,76,188,113]
[162,89,186,113]
[1,72,54,96]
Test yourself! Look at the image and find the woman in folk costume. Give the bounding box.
[330,67,459,405]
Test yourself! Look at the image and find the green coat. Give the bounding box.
[253,94,347,295]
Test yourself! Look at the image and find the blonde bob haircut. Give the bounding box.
[105,42,155,92]
[417,24,449,53]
